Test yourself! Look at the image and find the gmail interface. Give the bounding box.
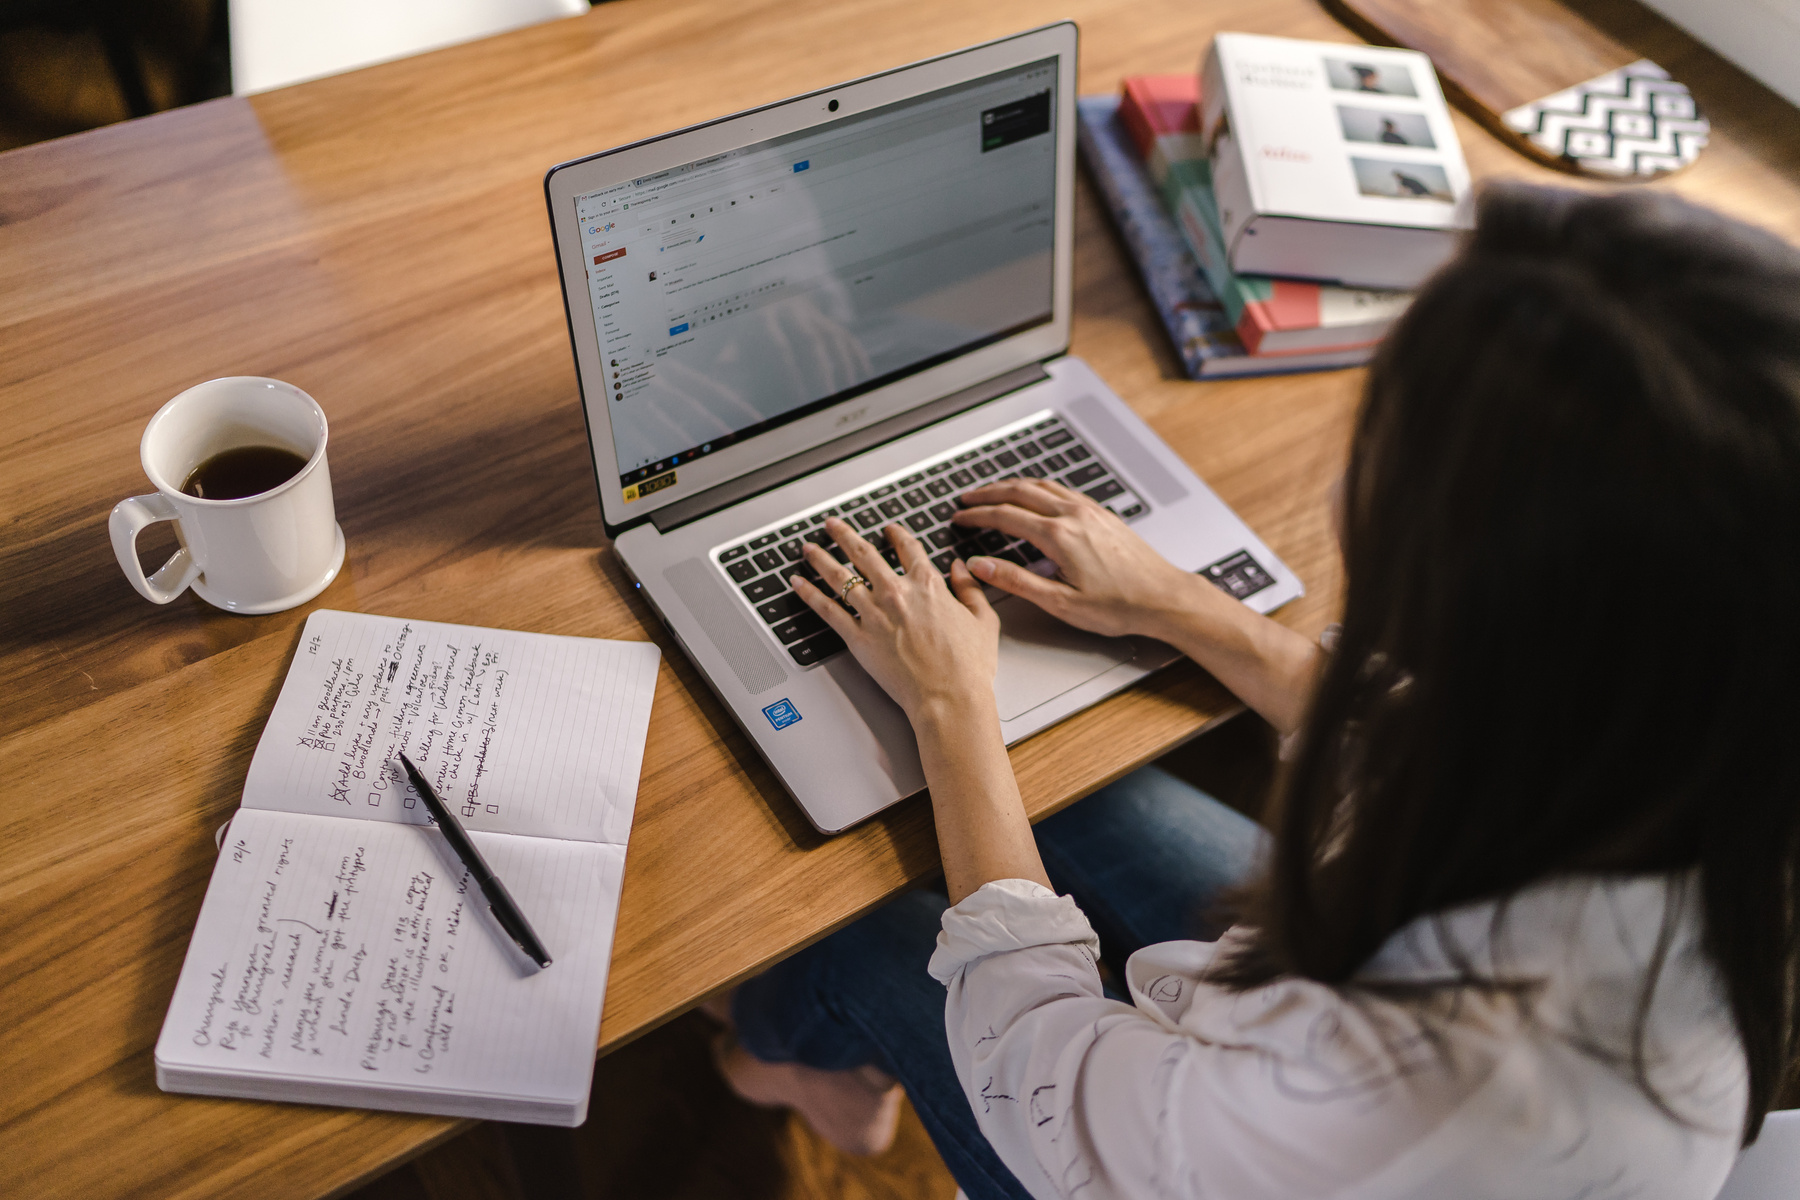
[575,59,1058,494]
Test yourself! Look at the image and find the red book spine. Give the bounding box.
[1118,75,1201,162]
[1238,280,1321,355]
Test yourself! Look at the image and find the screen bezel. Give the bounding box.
[544,22,1078,535]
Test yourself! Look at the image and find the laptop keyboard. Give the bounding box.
[713,412,1147,667]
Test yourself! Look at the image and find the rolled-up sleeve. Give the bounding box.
[928,879,1174,1199]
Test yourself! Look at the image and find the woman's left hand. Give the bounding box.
[792,517,1000,723]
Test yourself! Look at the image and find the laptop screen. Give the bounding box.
[572,59,1059,494]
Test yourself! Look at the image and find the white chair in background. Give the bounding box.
[1716,1108,1800,1200]
[228,0,590,94]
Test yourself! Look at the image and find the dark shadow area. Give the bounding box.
[0,0,228,151]
[1154,708,1280,823]
[347,1009,955,1200]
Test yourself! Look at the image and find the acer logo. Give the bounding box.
[836,407,868,427]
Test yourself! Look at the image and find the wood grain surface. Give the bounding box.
[1325,0,1639,116]
[3,0,1797,1197]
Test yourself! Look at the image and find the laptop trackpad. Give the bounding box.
[991,595,1135,721]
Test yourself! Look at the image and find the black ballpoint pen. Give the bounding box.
[398,752,552,969]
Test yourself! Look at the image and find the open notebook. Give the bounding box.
[154,610,660,1125]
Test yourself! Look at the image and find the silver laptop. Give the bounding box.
[544,23,1303,833]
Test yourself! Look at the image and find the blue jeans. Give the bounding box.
[731,766,1266,1200]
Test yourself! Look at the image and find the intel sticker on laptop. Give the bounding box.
[763,698,802,730]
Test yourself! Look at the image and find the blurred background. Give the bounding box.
[0,0,226,150]
[0,0,599,151]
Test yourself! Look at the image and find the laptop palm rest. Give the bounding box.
[991,596,1136,721]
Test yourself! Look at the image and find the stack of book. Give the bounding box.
[1077,33,1472,379]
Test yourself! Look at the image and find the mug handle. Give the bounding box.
[109,493,203,604]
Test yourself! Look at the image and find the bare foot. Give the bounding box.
[712,1031,904,1157]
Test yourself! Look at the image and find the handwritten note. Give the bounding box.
[242,610,659,844]
[157,807,621,1118]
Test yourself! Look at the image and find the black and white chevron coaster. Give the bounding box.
[1501,59,1709,179]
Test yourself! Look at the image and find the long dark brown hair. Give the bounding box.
[1214,183,1800,1143]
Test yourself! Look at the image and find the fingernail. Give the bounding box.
[967,556,994,579]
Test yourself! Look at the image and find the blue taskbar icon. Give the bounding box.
[762,698,802,730]
[793,160,810,173]
[669,323,689,336]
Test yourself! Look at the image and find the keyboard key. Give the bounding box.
[993,449,1020,468]
[1065,443,1091,462]
[829,545,850,563]
[810,507,839,525]
[1042,453,1067,472]
[753,549,783,571]
[742,576,786,603]
[804,527,831,546]
[869,484,896,498]
[980,439,1006,452]
[976,529,1009,553]
[779,562,815,587]
[1039,428,1073,449]
[750,532,780,549]
[841,495,867,510]
[1064,463,1106,488]
[926,479,953,498]
[1019,542,1046,563]
[789,628,846,666]
[719,544,750,563]
[928,527,958,548]
[780,520,809,537]
[1007,428,1033,441]
[1085,479,1126,503]
[779,538,804,561]
[1021,463,1047,478]
[852,507,882,529]
[1119,503,1145,519]
[999,547,1031,567]
[971,460,998,478]
[929,501,957,522]
[1016,441,1042,458]
[902,488,928,508]
[954,450,979,463]
[905,511,933,532]
[772,611,827,644]
[1033,417,1059,430]
[726,559,758,583]
[931,550,957,574]
[926,462,952,475]
[899,472,925,486]
[949,468,975,488]
[879,497,906,518]
[757,593,807,623]
[881,547,901,569]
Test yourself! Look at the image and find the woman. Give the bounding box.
[712,184,1800,1199]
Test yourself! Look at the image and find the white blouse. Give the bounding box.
[928,873,1746,1200]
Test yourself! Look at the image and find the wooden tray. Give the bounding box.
[1322,0,1708,178]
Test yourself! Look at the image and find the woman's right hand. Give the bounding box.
[951,478,1216,641]
[956,477,1323,734]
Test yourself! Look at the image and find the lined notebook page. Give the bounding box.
[156,808,620,1118]
[242,610,660,844]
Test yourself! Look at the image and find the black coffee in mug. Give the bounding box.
[180,445,309,500]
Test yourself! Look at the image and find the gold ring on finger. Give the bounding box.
[839,575,870,605]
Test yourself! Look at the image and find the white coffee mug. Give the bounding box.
[109,376,346,614]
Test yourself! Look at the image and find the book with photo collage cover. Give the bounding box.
[1076,93,1371,379]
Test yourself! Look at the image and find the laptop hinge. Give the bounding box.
[648,363,1051,534]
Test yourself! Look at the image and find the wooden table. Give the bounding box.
[3,0,1796,1196]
